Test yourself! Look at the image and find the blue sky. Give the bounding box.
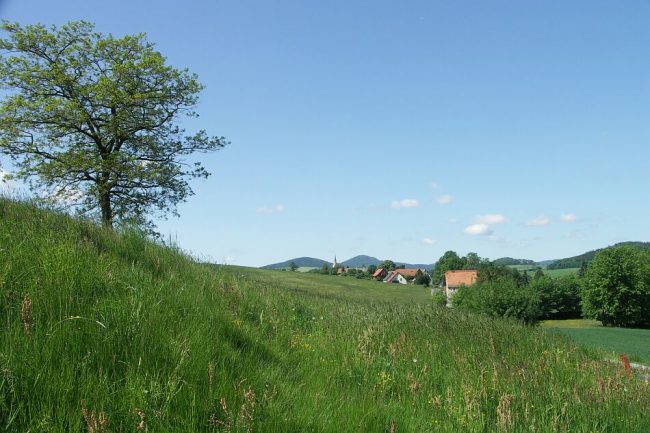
[1,0,649,266]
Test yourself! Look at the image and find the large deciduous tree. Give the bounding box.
[0,21,227,229]
[582,246,650,328]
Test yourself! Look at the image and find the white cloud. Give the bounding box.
[431,182,440,189]
[475,214,506,225]
[391,199,419,209]
[256,203,285,214]
[422,237,437,245]
[526,215,550,226]
[560,213,577,222]
[436,194,453,205]
[464,223,493,236]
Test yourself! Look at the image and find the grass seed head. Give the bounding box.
[81,400,108,433]
[20,294,32,336]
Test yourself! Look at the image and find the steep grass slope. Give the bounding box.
[1,199,649,432]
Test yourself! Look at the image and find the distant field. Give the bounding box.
[235,266,431,304]
[297,266,317,272]
[541,320,650,364]
[507,264,579,278]
[544,267,579,277]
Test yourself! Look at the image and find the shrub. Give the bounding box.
[453,279,541,324]
[531,275,581,320]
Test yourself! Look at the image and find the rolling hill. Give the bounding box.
[492,257,536,266]
[261,256,329,269]
[547,241,650,269]
[265,254,434,270]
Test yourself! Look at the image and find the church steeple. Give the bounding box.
[332,255,337,268]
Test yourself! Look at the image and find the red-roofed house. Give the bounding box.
[372,268,388,280]
[395,268,429,280]
[383,271,408,284]
[444,270,478,305]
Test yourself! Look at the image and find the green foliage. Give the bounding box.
[476,262,525,286]
[463,252,483,269]
[453,279,542,324]
[431,290,447,307]
[531,275,581,320]
[319,262,330,274]
[431,250,463,285]
[0,21,227,229]
[414,270,431,286]
[1,198,649,432]
[582,246,650,328]
[380,259,396,271]
[367,264,377,275]
[289,261,298,272]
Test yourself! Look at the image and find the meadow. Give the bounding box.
[1,198,649,432]
[541,320,650,364]
[507,264,580,278]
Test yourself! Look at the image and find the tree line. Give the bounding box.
[434,247,650,328]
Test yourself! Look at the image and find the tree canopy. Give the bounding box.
[582,246,650,328]
[0,21,227,229]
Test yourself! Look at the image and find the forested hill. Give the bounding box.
[262,257,329,269]
[547,241,650,269]
[492,257,536,266]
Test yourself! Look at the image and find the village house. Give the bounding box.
[444,270,478,306]
[382,268,430,285]
[372,268,388,280]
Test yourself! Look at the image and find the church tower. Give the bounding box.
[332,255,338,268]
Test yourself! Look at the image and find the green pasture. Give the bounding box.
[541,320,650,364]
[507,264,579,278]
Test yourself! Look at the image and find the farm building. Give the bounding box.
[383,268,430,285]
[444,270,478,305]
[383,271,409,284]
[372,268,388,280]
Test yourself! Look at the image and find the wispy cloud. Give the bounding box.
[391,199,419,209]
[526,215,550,226]
[448,218,458,224]
[431,182,440,189]
[560,213,577,222]
[422,237,437,245]
[475,214,506,225]
[464,223,493,236]
[256,203,285,214]
[465,213,506,236]
[436,194,453,205]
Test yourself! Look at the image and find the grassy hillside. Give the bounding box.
[1,198,649,432]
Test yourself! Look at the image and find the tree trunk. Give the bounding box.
[99,189,113,229]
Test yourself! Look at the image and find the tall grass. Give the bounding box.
[1,198,649,432]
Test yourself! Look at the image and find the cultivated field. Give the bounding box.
[1,198,649,432]
[542,320,650,364]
